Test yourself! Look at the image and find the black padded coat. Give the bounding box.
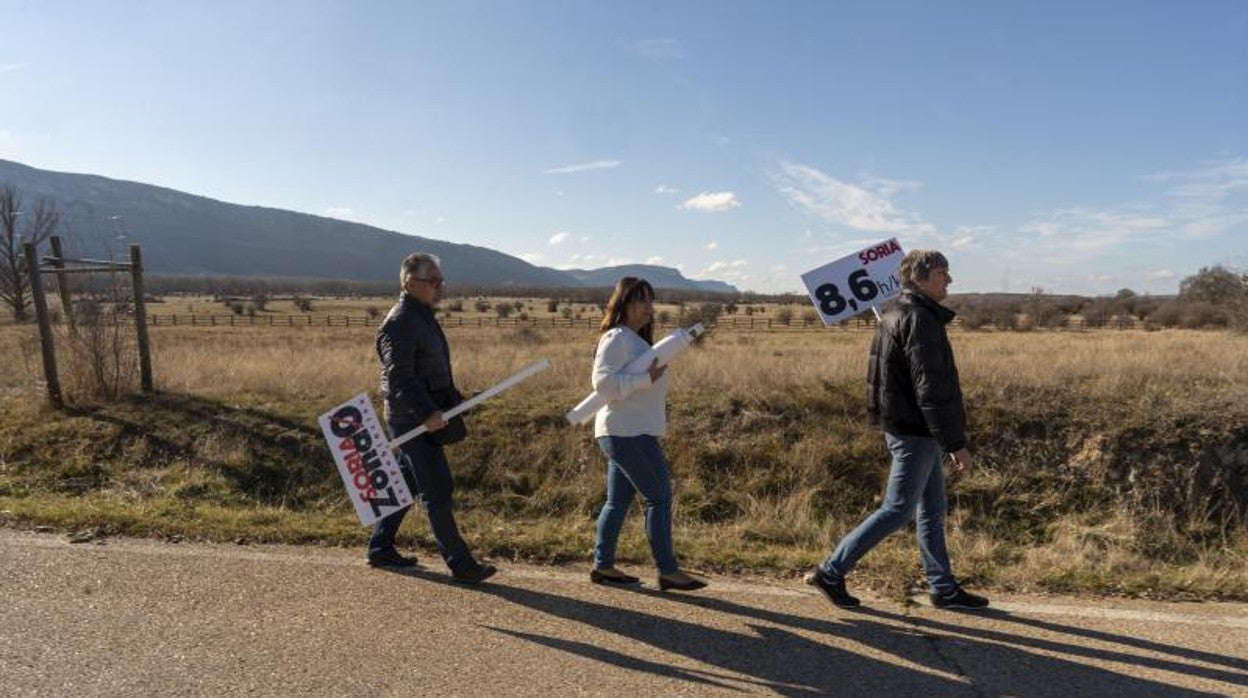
[865,289,968,453]
[376,293,464,424]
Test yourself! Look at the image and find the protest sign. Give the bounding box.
[800,238,906,325]
[318,395,413,526]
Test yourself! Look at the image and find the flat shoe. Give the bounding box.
[367,550,417,568]
[591,569,640,585]
[658,574,708,592]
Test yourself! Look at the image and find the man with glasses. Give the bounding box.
[368,252,496,584]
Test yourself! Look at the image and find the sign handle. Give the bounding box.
[389,358,551,450]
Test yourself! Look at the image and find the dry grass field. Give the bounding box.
[1,318,1245,601]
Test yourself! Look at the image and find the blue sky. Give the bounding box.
[1,0,1245,294]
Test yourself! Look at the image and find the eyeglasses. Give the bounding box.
[415,276,445,288]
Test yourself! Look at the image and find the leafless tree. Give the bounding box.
[0,185,61,322]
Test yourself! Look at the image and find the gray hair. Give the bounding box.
[899,250,949,289]
[400,253,441,287]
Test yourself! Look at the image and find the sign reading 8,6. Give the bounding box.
[814,269,879,316]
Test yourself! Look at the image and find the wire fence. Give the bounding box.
[143,313,880,331]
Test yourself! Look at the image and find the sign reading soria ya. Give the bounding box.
[318,395,413,526]
[800,238,906,325]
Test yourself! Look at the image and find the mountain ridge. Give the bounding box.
[0,159,738,294]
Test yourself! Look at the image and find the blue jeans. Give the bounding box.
[820,433,957,594]
[594,435,679,575]
[368,420,475,574]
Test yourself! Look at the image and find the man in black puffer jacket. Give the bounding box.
[367,252,496,584]
[809,250,988,610]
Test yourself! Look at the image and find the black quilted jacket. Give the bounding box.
[865,289,968,452]
[376,294,463,423]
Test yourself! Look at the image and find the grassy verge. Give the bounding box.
[2,359,1245,602]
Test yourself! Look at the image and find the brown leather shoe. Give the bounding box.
[591,568,640,585]
[658,572,708,591]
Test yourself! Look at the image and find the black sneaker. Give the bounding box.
[930,587,989,610]
[452,562,498,585]
[367,549,417,568]
[808,568,860,608]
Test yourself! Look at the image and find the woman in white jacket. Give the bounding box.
[589,277,707,591]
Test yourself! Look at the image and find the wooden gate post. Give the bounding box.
[23,241,63,408]
[129,245,154,392]
[48,236,74,330]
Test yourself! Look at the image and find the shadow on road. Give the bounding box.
[377,566,1229,696]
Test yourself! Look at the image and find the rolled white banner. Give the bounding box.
[565,324,705,425]
[391,358,552,449]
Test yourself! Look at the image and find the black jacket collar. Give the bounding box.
[900,288,956,325]
[399,292,435,318]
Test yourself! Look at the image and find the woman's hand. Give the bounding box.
[647,358,667,382]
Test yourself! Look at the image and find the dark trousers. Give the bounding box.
[368,420,474,573]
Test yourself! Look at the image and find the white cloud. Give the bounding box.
[705,241,719,250]
[519,252,544,264]
[435,216,446,224]
[0,63,27,74]
[949,225,995,250]
[706,259,748,273]
[548,231,571,245]
[631,39,686,60]
[646,256,664,265]
[679,191,741,213]
[544,159,622,174]
[773,161,934,234]
[1017,207,1171,262]
[654,184,680,195]
[698,259,751,285]
[1148,269,1176,280]
[1146,158,1248,239]
[324,207,354,219]
[857,175,924,198]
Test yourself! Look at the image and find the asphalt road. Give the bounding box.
[2,529,1246,696]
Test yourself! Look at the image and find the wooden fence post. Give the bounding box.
[23,242,63,408]
[48,236,74,329]
[129,245,154,392]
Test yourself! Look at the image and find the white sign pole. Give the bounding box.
[389,358,552,450]
[800,238,906,325]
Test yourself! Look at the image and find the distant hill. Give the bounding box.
[565,264,738,294]
[0,159,737,293]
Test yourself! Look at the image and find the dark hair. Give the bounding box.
[599,277,656,344]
